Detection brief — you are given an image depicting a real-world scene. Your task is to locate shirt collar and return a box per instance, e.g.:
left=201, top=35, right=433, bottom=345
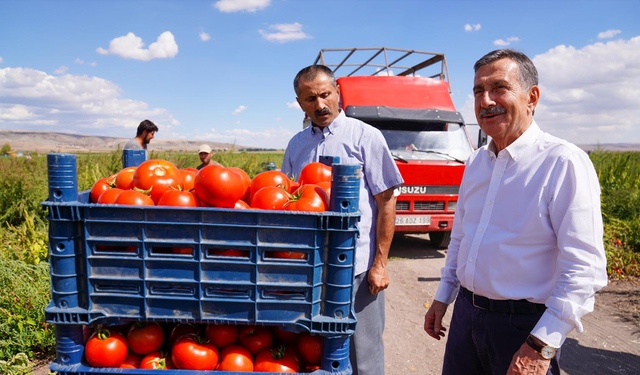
left=488, top=120, right=542, bottom=161
left=310, top=110, right=345, bottom=136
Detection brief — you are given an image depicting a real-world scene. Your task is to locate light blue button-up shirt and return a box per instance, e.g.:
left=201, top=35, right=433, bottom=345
left=282, top=111, right=404, bottom=275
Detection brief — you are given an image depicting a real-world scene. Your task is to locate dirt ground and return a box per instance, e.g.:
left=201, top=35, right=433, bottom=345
left=384, top=234, right=640, bottom=375
left=34, top=233, right=639, bottom=375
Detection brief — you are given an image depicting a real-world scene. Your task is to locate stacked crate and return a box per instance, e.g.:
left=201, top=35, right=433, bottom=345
left=44, top=153, right=361, bottom=375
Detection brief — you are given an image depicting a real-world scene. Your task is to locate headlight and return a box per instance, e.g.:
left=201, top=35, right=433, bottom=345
left=448, top=201, right=457, bottom=212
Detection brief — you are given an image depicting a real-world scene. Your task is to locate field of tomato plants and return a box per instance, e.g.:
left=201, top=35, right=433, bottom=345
left=0, top=149, right=638, bottom=371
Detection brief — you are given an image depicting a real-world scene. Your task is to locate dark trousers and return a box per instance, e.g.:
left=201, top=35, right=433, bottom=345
left=443, top=290, right=561, bottom=375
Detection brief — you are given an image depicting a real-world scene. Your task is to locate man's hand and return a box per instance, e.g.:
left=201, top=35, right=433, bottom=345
left=506, top=342, right=551, bottom=375
left=368, top=262, right=389, bottom=295
left=424, top=300, right=448, bottom=340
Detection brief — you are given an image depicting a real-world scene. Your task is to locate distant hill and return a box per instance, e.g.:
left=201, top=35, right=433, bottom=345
left=577, top=143, right=640, bottom=152
left=0, top=130, right=259, bottom=153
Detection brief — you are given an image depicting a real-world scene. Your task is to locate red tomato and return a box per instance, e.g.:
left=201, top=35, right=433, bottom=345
left=157, top=190, right=199, bottom=207
left=250, top=170, right=291, bottom=199
left=107, top=173, right=118, bottom=185
left=251, top=186, right=289, bottom=210
left=194, top=165, right=245, bottom=208
left=317, top=181, right=331, bottom=200
left=234, top=200, right=250, bottom=209
left=205, top=324, right=238, bottom=348
left=284, top=184, right=329, bottom=212
left=139, top=351, right=175, bottom=370
left=133, top=160, right=184, bottom=204
left=119, top=352, right=142, bottom=369
left=115, top=190, right=155, bottom=206
left=297, top=332, right=322, bottom=366
left=171, top=334, right=219, bottom=370
left=267, top=250, right=307, bottom=260
left=127, top=322, right=165, bottom=355
left=180, top=169, right=197, bottom=191
left=272, top=326, right=299, bottom=344
left=228, top=167, right=252, bottom=202
left=172, top=247, right=193, bottom=254
left=97, top=188, right=124, bottom=204
left=254, top=346, right=299, bottom=373
left=169, top=324, right=200, bottom=346
left=238, top=326, right=273, bottom=355
left=298, top=162, right=331, bottom=185
left=210, top=249, right=249, bottom=257
left=84, top=329, right=128, bottom=368
left=115, top=167, right=137, bottom=190
left=217, top=344, right=254, bottom=372
left=90, top=178, right=113, bottom=203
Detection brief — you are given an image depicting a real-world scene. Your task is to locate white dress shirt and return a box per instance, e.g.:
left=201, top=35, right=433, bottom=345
left=434, top=120, right=607, bottom=348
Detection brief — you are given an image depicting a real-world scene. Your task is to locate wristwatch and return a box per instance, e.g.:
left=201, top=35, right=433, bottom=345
left=526, top=334, right=556, bottom=360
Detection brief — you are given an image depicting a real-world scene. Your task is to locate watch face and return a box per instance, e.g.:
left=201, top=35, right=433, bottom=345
left=541, top=346, right=556, bottom=359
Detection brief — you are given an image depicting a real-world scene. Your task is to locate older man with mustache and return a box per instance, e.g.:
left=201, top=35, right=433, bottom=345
left=423, top=49, right=607, bottom=375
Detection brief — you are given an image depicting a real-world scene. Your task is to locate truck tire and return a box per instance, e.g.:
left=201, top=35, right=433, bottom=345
left=429, top=231, right=451, bottom=249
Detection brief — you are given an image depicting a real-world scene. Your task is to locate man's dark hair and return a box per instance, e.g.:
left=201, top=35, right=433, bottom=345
left=474, top=49, right=539, bottom=90
left=136, top=119, right=158, bottom=137
left=293, top=65, right=337, bottom=96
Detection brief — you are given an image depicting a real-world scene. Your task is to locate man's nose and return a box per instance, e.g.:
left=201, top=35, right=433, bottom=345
left=478, top=91, right=495, bottom=107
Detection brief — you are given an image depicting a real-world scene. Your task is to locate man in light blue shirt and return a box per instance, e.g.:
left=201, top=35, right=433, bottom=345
left=282, top=65, right=403, bottom=375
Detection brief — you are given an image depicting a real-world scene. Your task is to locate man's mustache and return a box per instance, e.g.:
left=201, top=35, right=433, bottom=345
left=479, top=106, right=506, bottom=118
left=315, top=108, right=332, bottom=117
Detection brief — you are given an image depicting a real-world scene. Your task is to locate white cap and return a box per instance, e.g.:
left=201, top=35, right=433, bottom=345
left=198, top=144, right=212, bottom=153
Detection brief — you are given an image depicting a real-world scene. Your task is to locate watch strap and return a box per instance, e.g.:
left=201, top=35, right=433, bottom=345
left=526, top=334, right=556, bottom=359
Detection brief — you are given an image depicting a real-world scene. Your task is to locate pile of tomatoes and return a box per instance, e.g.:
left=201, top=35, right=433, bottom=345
left=84, top=322, right=323, bottom=372
left=90, top=160, right=332, bottom=212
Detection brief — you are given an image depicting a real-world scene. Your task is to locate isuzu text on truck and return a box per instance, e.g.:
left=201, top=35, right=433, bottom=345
left=304, top=48, right=477, bottom=248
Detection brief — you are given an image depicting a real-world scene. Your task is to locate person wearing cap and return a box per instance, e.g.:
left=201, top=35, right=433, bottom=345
left=196, top=144, right=222, bottom=170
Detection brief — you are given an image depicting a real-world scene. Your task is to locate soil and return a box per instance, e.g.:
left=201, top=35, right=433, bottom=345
left=33, top=233, right=640, bottom=375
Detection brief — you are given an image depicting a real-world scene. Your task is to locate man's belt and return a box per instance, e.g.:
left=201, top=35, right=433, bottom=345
left=460, top=287, right=546, bottom=314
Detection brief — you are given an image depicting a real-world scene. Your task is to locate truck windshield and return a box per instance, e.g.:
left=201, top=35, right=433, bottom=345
left=373, top=122, right=474, bottom=162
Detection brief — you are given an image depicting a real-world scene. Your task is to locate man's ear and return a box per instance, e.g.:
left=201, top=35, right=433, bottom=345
left=528, top=86, right=540, bottom=116
left=296, top=97, right=303, bottom=111
left=336, top=84, right=341, bottom=96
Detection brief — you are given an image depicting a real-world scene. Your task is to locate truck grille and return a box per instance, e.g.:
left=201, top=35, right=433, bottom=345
left=414, top=201, right=445, bottom=211
left=396, top=201, right=410, bottom=211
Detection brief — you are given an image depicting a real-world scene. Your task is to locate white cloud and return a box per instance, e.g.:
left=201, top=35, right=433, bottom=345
left=199, top=32, right=211, bottom=42
left=259, top=23, right=312, bottom=43
left=214, top=0, right=271, bottom=13
left=287, top=101, right=300, bottom=109
left=232, top=105, right=247, bottom=115
left=375, top=69, right=395, bottom=76
left=96, top=31, right=178, bottom=61
left=0, top=56, right=3, bottom=64
left=0, top=66, right=179, bottom=137
left=493, top=37, right=520, bottom=46
left=598, top=29, right=621, bottom=39
left=89, top=62, right=97, bottom=67
left=53, top=66, right=69, bottom=74
left=464, top=23, right=481, bottom=32
left=75, top=58, right=85, bottom=65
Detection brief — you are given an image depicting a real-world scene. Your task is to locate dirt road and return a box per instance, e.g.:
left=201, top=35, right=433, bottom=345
left=384, top=234, right=640, bottom=375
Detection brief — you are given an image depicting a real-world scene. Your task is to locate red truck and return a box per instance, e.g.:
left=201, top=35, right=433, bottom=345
left=305, top=48, right=477, bottom=248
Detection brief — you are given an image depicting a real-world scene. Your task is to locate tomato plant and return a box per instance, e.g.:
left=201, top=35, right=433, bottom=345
left=205, top=323, right=238, bottom=348
left=298, top=162, right=332, bottom=185
left=115, top=190, right=155, bottom=206
left=251, top=170, right=291, bottom=199
left=169, top=323, right=200, bottom=346
left=238, top=326, right=273, bottom=355
left=157, top=190, right=199, bottom=207
left=284, top=184, right=329, bottom=212
left=115, top=167, right=137, bottom=190
left=127, top=322, right=165, bottom=355
left=297, top=332, right=322, bottom=366
left=90, top=178, right=113, bottom=203
left=254, top=345, right=299, bottom=373
left=119, top=352, right=142, bottom=369
left=97, top=188, right=124, bottom=204
left=180, top=169, right=197, bottom=191
left=84, top=328, right=128, bottom=368
left=250, top=186, right=289, bottom=210
left=216, top=344, right=254, bottom=372
left=139, top=351, right=175, bottom=370
left=228, top=167, right=252, bottom=202
left=194, top=165, right=245, bottom=208
left=133, top=159, right=184, bottom=204
left=171, top=334, right=219, bottom=370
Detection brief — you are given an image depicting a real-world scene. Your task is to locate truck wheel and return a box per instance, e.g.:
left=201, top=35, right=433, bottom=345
left=429, top=231, right=451, bottom=249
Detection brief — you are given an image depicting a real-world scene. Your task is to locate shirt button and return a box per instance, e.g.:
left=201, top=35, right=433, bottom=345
left=478, top=228, right=483, bottom=233
left=495, top=171, right=501, bottom=176
left=469, top=257, right=474, bottom=262
left=486, top=201, right=492, bottom=205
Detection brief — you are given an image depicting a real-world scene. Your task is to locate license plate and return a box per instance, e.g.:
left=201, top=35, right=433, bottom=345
left=395, top=215, right=431, bottom=226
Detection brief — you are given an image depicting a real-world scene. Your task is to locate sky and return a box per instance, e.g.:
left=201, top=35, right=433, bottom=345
left=1, top=0, right=640, bottom=149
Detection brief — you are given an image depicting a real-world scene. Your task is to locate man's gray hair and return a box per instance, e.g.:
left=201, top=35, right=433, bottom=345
left=293, top=65, right=337, bottom=96
left=474, top=49, right=538, bottom=90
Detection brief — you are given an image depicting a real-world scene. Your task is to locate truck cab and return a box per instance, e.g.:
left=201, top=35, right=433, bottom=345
left=306, top=48, right=475, bottom=248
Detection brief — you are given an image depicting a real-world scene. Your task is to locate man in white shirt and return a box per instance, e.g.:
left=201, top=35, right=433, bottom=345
left=423, top=49, right=607, bottom=375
